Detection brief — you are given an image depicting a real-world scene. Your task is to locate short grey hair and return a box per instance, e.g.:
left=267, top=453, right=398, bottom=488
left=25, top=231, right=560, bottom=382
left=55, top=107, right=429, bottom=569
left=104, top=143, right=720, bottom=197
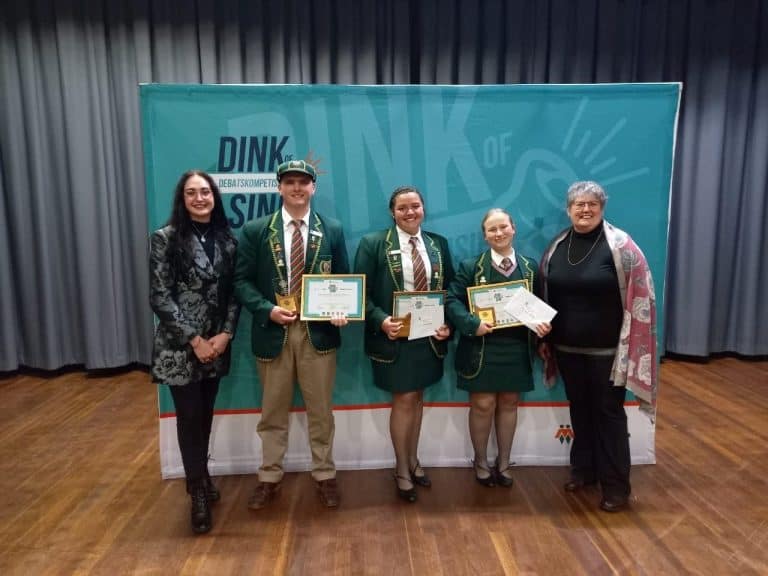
left=566, top=181, right=608, bottom=208
left=480, top=207, right=515, bottom=234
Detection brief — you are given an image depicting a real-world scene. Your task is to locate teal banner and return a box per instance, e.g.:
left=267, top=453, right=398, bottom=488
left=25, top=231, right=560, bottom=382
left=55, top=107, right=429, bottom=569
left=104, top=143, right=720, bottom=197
left=141, top=84, right=680, bottom=414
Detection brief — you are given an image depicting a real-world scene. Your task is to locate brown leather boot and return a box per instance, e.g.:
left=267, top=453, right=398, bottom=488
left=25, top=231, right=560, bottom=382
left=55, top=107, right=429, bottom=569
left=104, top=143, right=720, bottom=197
left=247, top=481, right=281, bottom=510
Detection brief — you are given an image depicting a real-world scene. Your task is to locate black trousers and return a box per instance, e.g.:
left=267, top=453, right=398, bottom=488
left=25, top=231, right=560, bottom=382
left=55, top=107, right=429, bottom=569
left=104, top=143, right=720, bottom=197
left=556, top=351, right=631, bottom=498
left=168, top=377, right=220, bottom=485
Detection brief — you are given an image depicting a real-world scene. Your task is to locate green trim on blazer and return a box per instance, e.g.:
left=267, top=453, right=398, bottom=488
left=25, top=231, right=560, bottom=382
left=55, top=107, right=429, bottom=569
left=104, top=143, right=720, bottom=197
left=446, top=251, right=539, bottom=380
left=234, top=209, right=350, bottom=360
left=354, top=227, right=455, bottom=364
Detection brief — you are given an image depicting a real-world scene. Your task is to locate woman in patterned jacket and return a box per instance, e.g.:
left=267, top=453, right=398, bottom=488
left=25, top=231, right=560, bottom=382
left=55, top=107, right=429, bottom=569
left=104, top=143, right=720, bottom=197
left=149, top=170, right=240, bottom=534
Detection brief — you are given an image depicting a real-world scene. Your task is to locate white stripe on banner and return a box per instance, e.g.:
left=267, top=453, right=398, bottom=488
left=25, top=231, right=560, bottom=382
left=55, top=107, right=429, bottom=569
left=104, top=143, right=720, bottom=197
left=159, top=406, right=655, bottom=479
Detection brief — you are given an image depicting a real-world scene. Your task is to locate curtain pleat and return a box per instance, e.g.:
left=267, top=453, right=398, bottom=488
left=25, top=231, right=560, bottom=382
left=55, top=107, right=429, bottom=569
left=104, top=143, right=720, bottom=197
left=0, top=0, right=766, bottom=370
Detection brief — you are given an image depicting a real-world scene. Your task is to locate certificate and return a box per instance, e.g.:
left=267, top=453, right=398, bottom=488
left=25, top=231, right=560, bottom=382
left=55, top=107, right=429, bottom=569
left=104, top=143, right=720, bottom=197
left=466, top=280, right=530, bottom=328
left=299, top=274, right=366, bottom=321
left=503, top=288, right=557, bottom=332
left=392, top=291, right=446, bottom=340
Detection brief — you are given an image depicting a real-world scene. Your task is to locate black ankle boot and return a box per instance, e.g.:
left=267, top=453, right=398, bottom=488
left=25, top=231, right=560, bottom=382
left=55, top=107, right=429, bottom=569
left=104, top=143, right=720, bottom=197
left=204, top=473, right=220, bottom=503
left=189, top=482, right=212, bottom=534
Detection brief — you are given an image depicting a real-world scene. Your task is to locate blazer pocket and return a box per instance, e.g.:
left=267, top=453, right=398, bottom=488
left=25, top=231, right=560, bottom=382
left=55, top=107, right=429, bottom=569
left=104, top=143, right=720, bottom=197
left=365, top=333, right=397, bottom=362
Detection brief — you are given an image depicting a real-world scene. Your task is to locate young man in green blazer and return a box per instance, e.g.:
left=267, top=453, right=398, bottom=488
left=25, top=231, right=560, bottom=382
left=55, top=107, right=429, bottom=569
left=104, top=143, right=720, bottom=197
left=234, top=160, right=349, bottom=510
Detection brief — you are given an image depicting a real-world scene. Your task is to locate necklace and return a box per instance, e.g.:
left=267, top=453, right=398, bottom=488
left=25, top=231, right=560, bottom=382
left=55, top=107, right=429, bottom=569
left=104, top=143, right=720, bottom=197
left=191, top=222, right=210, bottom=243
left=567, top=228, right=603, bottom=266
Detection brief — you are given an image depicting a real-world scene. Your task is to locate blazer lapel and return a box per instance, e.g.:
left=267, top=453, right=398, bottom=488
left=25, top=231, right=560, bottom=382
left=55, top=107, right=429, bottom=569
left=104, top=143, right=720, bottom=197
left=211, top=233, right=223, bottom=274
left=423, top=233, right=444, bottom=290
left=384, top=228, right=404, bottom=292
left=212, top=232, right=236, bottom=277
left=190, top=235, right=214, bottom=278
left=474, top=251, right=490, bottom=285
left=267, top=211, right=288, bottom=293
left=306, top=212, right=324, bottom=273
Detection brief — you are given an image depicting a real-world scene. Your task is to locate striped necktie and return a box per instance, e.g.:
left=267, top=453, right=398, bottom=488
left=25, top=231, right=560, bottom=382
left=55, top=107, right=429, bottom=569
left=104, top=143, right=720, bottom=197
left=500, top=257, right=513, bottom=271
left=409, top=236, right=428, bottom=291
left=289, top=219, right=304, bottom=295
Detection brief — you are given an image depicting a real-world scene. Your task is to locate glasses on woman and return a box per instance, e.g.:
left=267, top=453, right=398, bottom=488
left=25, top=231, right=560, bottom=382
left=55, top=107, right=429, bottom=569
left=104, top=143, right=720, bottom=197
left=184, top=187, right=213, bottom=199
left=572, top=201, right=600, bottom=210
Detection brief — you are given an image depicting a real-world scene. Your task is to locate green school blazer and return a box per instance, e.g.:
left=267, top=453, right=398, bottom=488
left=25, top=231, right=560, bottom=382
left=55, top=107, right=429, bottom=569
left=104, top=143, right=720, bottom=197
left=445, top=251, right=539, bottom=379
left=354, top=227, right=455, bottom=363
left=234, top=210, right=350, bottom=360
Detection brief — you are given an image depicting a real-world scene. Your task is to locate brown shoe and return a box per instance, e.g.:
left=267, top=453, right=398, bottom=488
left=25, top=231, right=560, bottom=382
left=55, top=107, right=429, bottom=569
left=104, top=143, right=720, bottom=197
left=316, top=478, right=340, bottom=508
left=247, top=481, right=281, bottom=510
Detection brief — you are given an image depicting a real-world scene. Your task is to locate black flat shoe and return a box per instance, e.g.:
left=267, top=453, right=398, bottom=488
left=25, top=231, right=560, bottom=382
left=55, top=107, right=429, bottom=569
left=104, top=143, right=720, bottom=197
left=600, top=496, right=629, bottom=512
left=394, top=474, right=417, bottom=503
left=410, top=460, right=432, bottom=488
left=564, top=476, right=596, bottom=492
left=494, top=462, right=514, bottom=488
left=473, top=460, right=496, bottom=487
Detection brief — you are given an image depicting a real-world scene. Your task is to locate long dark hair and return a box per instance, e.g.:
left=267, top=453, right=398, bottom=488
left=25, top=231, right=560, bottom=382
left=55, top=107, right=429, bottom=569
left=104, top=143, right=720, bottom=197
left=166, top=170, right=231, bottom=272
left=167, top=170, right=228, bottom=234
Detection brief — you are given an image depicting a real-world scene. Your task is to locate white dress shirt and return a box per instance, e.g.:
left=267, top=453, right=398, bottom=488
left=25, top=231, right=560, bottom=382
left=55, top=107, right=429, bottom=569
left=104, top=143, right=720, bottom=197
left=396, top=226, right=430, bottom=291
left=490, top=248, right=517, bottom=274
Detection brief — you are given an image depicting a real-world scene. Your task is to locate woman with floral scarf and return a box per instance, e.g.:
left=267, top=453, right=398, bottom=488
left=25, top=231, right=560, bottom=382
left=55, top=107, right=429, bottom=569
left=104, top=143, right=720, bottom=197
left=538, top=181, right=657, bottom=513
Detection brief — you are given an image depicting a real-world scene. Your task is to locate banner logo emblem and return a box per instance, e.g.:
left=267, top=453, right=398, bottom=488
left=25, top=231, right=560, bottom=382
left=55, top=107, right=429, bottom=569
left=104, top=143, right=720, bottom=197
left=554, top=424, right=574, bottom=444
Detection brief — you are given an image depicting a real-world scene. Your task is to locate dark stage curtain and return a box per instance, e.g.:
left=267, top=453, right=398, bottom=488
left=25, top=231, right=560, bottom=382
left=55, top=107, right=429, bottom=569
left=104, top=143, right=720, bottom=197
left=1, top=0, right=766, bottom=370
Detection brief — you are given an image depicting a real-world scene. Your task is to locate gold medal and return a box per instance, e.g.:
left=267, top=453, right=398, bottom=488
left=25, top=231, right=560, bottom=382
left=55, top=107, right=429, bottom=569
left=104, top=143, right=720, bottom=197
left=276, top=293, right=298, bottom=313
left=476, top=307, right=496, bottom=327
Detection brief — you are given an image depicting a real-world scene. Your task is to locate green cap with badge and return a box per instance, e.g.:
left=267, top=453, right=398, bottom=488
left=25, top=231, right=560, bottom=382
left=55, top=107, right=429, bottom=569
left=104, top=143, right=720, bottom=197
left=276, top=159, right=317, bottom=182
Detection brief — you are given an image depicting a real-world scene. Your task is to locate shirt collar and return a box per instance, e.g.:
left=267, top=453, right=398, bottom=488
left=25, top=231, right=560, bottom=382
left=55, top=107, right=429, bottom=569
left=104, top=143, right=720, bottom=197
left=396, top=225, right=423, bottom=247
left=490, top=248, right=515, bottom=266
left=282, top=206, right=310, bottom=229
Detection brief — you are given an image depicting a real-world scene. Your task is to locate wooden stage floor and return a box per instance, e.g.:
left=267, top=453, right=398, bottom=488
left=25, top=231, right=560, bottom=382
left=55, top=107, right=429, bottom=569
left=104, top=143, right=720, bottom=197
left=1, top=357, right=766, bottom=575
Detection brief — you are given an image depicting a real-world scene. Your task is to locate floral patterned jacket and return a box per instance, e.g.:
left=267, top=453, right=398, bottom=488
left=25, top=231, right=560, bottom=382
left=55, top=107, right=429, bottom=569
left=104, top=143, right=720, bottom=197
left=149, top=225, right=240, bottom=385
left=540, top=220, right=658, bottom=416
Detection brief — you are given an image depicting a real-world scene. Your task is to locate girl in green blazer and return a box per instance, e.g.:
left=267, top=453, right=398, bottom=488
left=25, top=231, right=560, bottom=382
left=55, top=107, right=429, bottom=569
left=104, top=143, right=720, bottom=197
left=354, top=186, right=455, bottom=502
left=446, top=209, right=550, bottom=487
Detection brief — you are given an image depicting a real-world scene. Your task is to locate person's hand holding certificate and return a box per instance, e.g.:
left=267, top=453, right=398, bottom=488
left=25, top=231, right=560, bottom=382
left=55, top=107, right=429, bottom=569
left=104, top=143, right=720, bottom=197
left=503, top=288, right=557, bottom=332
left=300, top=274, right=366, bottom=321
left=467, top=280, right=529, bottom=328
left=392, top=291, right=446, bottom=340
